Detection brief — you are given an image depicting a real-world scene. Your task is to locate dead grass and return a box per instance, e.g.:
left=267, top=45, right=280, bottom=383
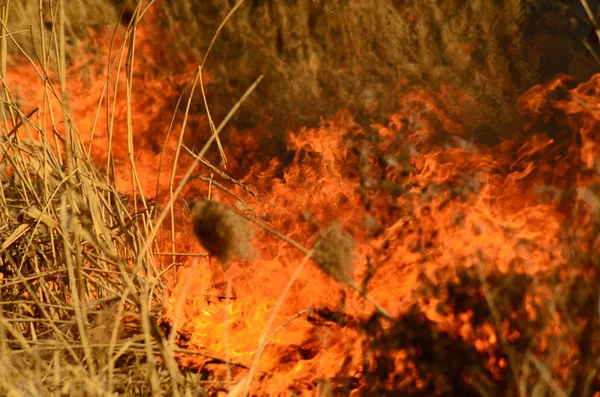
left=0, top=78, right=181, bottom=395
left=1, top=0, right=599, bottom=396
left=0, top=1, right=184, bottom=395
left=1, top=0, right=123, bottom=61
left=0, top=104, right=173, bottom=394
left=0, top=0, right=268, bottom=394
left=159, top=0, right=599, bottom=142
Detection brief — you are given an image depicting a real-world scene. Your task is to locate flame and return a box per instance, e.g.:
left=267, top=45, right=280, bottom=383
left=6, top=7, right=600, bottom=395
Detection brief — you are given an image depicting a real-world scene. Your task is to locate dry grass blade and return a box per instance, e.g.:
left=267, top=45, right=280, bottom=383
left=0, top=117, right=166, bottom=393
left=242, top=249, right=315, bottom=397
left=0, top=112, right=170, bottom=393
left=22, top=206, right=59, bottom=229
left=1, top=223, right=29, bottom=251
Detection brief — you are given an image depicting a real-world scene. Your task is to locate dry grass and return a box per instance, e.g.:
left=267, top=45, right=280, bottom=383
left=0, top=0, right=599, bottom=395
left=158, top=0, right=599, bottom=142
left=1, top=0, right=124, bottom=60
left=0, top=1, right=184, bottom=395
left=0, top=100, right=175, bottom=394
left=0, top=0, right=267, bottom=394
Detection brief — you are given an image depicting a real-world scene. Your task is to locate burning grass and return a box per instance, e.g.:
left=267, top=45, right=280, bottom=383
left=0, top=1, right=187, bottom=395
left=2, top=0, right=600, bottom=396
left=0, top=98, right=180, bottom=394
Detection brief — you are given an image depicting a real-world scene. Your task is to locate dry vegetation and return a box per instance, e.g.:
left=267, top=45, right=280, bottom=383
left=0, top=99, right=181, bottom=394
left=0, top=0, right=600, bottom=396
left=2, top=0, right=123, bottom=60
left=5, top=1, right=600, bottom=138
left=0, top=1, right=185, bottom=395
left=159, top=0, right=599, bottom=139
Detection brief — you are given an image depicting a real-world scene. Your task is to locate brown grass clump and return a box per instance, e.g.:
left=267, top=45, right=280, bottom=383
left=191, top=199, right=253, bottom=265
left=0, top=3, right=182, bottom=390
left=312, top=224, right=356, bottom=284
left=0, top=110, right=183, bottom=393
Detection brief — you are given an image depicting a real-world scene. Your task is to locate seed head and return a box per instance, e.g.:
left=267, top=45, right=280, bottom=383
left=312, top=224, right=356, bottom=284
left=191, top=199, right=253, bottom=266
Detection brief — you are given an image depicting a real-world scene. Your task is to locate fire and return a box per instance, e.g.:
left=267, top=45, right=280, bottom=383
left=5, top=3, right=600, bottom=396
